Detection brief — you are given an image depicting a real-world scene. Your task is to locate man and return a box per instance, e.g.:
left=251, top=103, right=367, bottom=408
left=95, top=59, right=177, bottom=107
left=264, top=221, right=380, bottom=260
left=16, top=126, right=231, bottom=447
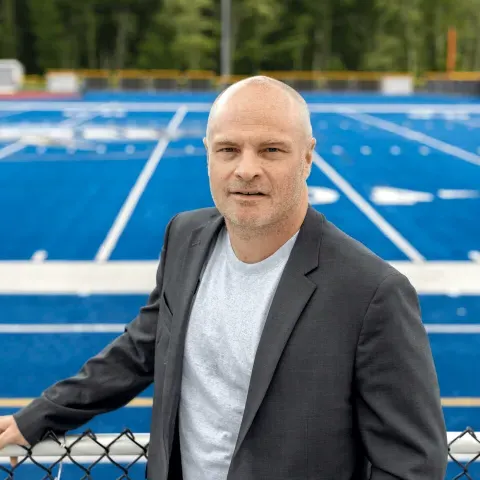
left=0, top=76, right=447, bottom=479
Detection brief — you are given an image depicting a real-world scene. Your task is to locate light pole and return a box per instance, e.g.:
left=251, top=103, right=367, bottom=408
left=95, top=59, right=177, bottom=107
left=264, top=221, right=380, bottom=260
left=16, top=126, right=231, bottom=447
left=220, top=0, right=232, bottom=80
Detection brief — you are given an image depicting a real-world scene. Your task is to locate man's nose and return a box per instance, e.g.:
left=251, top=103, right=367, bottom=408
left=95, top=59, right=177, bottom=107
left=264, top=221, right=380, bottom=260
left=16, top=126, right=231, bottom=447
left=234, top=151, right=261, bottom=181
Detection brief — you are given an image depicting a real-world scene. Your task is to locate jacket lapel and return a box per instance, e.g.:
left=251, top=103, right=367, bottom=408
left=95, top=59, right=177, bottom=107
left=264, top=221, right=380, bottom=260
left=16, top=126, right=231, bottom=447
left=232, top=206, right=324, bottom=458
left=162, top=211, right=225, bottom=448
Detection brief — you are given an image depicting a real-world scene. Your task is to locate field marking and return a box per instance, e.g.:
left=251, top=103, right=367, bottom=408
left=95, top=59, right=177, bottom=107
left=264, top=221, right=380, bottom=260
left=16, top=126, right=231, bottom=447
left=0, top=111, right=28, bottom=120
left=0, top=141, right=26, bottom=159
left=1, top=260, right=479, bottom=294
left=0, top=397, right=152, bottom=408
left=0, top=323, right=478, bottom=334
left=427, top=325, right=480, bottom=334
left=343, top=112, right=480, bottom=167
left=1, top=397, right=479, bottom=409
left=312, top=152, right=425, bottom=263
left=0, top=324, right=126, bottom=333
left=451, top=117, right=480, bottom=129
left=0, top=101, right=480, bottom=113
left=0, top=107, right=108, bottom=161
left=94, top=106, right=188, bottom=262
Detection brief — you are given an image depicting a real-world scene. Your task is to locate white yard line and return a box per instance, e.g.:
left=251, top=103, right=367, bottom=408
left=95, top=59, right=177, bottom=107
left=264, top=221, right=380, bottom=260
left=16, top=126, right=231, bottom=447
left=343, top=112, right=480, bottom=167
left=312, top=152, right=425, bottom=263
left=94, top=106, right=188, bottom=262
left=0, top=140, right=27, bottom=159
left=0, top=111, right=28, bottom=120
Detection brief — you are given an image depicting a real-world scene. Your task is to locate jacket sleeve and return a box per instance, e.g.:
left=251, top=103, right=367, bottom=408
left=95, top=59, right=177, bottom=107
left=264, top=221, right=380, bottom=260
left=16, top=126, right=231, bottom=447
left=354, top=272, right=448, bottom=480
left=13, top=215, right=178, bottom=447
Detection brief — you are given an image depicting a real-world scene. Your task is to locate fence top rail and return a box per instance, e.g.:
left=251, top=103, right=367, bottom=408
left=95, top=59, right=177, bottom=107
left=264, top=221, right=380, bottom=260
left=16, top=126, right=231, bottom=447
left=41, top=68, right=480, bottom=82
left=0, top=430, right=479, bottom=458
left=0, top=432, right=150, bottom=457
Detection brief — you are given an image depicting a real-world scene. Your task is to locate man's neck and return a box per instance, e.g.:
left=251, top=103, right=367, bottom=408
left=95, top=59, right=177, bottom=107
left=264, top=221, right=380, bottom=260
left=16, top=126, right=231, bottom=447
left=226, top=206, right=307, bottom=264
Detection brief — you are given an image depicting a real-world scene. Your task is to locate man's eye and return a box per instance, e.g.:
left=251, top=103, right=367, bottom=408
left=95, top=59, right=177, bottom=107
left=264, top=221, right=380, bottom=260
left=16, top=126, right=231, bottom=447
left=266, top=147, right=280, bottom=153
left=220, top=148, right=236, bottom=152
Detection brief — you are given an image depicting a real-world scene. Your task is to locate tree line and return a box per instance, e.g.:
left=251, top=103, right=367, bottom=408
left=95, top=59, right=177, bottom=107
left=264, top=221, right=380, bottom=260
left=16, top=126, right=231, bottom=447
left=1, top=0, right=479, bottom=75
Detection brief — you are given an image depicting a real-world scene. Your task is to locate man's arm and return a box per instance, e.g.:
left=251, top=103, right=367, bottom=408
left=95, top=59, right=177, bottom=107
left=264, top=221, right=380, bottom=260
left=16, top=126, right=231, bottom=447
left=10, top=215, right=178, bottom=447
left=354, top=272, right=448, bottom=480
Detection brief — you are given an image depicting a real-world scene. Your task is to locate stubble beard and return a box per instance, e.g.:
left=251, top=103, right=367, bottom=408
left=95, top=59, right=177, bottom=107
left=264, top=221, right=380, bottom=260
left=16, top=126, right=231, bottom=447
left=225, top=188, right=304, bottom=241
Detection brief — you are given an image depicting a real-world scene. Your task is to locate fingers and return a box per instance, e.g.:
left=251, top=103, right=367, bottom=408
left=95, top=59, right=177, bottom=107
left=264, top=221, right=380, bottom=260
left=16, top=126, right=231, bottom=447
left=0, top=430, right=8, bottom=450
left=0, top=429, right=24, bottom=470
left=0, top=415, right=10, bottom=432
left=0, top=417, right=27, bottom=470
left=0, top=426, right=27, bottom=451
left=0, top=428, right=14, bottom=451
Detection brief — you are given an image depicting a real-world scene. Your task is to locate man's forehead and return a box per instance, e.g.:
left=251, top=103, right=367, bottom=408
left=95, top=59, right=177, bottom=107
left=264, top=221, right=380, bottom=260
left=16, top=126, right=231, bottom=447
left=206, top=77, right=312, bottom=141
left=208, top=99, right=299, bottom=135
left=213, top=86, right=296, bottom=116
left=208, top=116, right=298, bottom=143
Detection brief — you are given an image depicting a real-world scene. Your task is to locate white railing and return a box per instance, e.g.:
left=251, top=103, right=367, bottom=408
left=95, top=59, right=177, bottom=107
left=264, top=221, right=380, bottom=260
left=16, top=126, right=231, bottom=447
left=0, top=429, right=479, bottom=476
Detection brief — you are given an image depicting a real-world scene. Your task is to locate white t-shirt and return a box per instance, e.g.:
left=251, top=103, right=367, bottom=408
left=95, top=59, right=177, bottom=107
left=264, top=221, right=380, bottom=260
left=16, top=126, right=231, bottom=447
left=179, top=226, right=298, bottom=480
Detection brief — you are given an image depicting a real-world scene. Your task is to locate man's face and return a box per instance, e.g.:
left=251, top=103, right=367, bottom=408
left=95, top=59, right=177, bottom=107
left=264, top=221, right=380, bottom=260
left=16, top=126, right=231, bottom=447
left=205, top=86, right=314, bottom=232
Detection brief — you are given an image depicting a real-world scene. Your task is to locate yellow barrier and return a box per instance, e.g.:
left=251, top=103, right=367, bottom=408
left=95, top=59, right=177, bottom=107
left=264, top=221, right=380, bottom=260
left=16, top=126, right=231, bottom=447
left=33, top=69, right=480, bottom=93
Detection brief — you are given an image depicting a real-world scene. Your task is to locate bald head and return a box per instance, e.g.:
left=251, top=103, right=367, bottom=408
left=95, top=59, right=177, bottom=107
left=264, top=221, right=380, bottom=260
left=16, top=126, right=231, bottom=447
left=205, top=76, right=312, bottom=144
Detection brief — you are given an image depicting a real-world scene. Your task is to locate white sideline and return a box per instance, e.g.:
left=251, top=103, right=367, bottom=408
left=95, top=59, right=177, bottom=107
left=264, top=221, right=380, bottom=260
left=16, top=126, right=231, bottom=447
left=0, top=324, right=127, bottom=333
left=94, top=106, right=188, bottom=262
left=0, top=261, right=479, bottom=294
left=343, top=112, right=480, bottom=167
left=312, top=152, right=425, bottom=263
left=0, top=323, right=478, bottom=334
left=426, top=324, right=480, bottom=334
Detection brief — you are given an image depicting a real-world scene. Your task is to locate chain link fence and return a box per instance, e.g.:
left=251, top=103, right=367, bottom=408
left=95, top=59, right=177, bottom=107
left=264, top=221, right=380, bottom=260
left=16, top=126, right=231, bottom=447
left=1, top=427, right=479, bottom=479
left=447, top=427, right=480, bottom=479
left=0, top=429, right=148, bottom=480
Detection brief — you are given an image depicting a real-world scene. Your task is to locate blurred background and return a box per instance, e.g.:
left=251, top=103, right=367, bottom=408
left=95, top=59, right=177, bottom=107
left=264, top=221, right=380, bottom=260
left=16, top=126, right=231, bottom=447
left=0, top=0, right=479, bottom=478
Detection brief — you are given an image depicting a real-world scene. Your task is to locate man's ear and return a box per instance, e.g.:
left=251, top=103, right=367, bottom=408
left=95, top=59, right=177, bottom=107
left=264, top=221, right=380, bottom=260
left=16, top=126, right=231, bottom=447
left=304, top=137, right=316, bottom=179
left=204, top=137, right=210, bottom=167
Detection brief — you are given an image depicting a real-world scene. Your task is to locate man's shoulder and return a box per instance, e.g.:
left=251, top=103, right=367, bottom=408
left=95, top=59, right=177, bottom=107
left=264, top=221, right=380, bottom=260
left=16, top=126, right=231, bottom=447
left=172, top=207, right=220, bottom=230
left=320, top=215, right=403, bottom=286
left=166, top=207, right=221, bottom=244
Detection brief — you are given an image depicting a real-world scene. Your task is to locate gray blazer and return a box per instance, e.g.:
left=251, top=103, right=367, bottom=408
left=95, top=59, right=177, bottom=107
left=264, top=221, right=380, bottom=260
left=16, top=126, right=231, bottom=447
left=14, top=206, right=448, bottom=479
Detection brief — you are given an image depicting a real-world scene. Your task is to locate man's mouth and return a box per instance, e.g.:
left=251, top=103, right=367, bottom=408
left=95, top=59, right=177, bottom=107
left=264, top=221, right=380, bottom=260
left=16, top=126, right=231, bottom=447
left=231, top=191, right=265, bottom=196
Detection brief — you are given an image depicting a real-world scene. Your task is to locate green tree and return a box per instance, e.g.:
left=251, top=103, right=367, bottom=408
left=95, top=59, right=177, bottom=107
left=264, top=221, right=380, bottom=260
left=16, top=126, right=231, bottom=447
left=231, top=0, right=285, bottom=73
left=136, top=3, right=176, bottom=69
left=361, top=0, right=423, bottom=72
left=0, top=0, right=17, bottom=58
left=28, top=0, right=67, bottom=71
left=6, top=0, right=479, bottom=75
left=170, top=0, right=217, bottom=70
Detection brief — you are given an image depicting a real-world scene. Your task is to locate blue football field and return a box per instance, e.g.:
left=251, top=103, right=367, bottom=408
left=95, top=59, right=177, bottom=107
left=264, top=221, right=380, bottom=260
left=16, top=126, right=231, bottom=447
left=0, top=91, right=479, bottom=478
